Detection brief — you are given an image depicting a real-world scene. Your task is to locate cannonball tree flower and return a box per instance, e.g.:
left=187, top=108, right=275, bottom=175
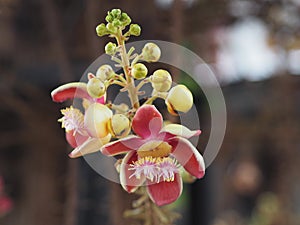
left=100, top=105, right=205, bottom=206
left=51, top=82, right=111, bottom=158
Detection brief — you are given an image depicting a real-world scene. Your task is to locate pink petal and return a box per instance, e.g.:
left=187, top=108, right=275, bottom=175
left=51, top=82, right=105, bottom=103
left=168, top=137, right=205, bottom=179
left=160, top=124, right=201, bottom=139
left=132, top=105, right=163, bottom=139
left=100, top=135, right=144, bottom=156
left=65, top=130, right=88, bottom=148
left=120, top=151, right=145, bottom=193
left=0, top=196, right=13, bottom=214
left=147, top=173, right=183, bottom=206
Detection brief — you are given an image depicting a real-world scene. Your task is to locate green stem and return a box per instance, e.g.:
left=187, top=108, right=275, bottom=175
left=116, top=30, right=140, bottom=110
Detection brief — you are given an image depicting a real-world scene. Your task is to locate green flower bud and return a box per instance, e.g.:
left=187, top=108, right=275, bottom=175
left=131, top=63, right=148, bottom=80
left=111, top=9, right=121, bottom=19
left=108, top=114, right=131, bottom=138
left=141, top=43, right=161, bottom=62
left=129, top=24, right=141, bottom=36
left=105, top=42, right=117, bottom=55
left=112, top=19, right=121, bottom=27
left=96, top=23, right=108, bottom=36
left=120, top=12, right=131, bottom=26
left=87, top=78, right=106, bottom=98
left=105, top=14, right=113, bottom=23
left=151, top=69, right=172, bottom=92
left=96, top=64, right=114, bottom=81
left=165, top=85, right=193, bottom=115
left=106, top=23, right=117, bottom=34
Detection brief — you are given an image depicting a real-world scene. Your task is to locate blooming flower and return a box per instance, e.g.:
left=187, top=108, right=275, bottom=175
left=100, top=105, right=205, bottom=206
left=51, top=82, right=111, bottom=158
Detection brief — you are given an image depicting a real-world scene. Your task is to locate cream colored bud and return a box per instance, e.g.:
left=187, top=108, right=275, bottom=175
left=165, top=85, right=193, bottom=115
left=84, top=103, right=112, bottom=138
left=151, top=69, right=172, bottom=92
left=96, top=65, right=114, bottom=81
left=87, top=78, right=106, bottom=98
left=141, top=43, right=161, bottom=62
left=132, top=63, right=148, bottom=80
left=108, top=114, right=131, bottom=138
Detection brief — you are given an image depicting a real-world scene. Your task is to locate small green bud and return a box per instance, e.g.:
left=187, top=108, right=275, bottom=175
left=142, top=43, right=161, bottom=62
left=151, top=69, right=172, bottom=92
left=96, top=65, right=114, bottom=81
left=132, top=63, right=148, bottom=80
left=112, top=19, right=121, bottom=27
left=87, top=78, right=106, bottom=98
left=106, top=23, right=117, bottom=34
left=96, top=23, right=108, bottom=36
left=111, top=9, right=121, bottom=19
left=120, top=12, right=131, bottom=26
left=105, top=14, right=113, bottom=23
left=105, top=42, right=117, bottom=55
left=129, top=24, right=141, bottom=36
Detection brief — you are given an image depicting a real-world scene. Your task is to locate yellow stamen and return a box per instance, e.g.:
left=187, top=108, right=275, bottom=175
left=137, top=141, right=172, bottom=158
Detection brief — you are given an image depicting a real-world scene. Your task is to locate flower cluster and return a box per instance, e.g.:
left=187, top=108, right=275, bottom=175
left=51, top=9, right=205, bottom=207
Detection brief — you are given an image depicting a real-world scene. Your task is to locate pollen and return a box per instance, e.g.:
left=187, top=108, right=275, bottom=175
left=58, top=106, right=86, bottom=135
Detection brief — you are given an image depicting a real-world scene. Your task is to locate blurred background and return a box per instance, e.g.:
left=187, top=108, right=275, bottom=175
left=0, top=0, right=300, bottom=225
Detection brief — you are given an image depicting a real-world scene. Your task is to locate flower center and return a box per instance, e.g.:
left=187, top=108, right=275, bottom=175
left=137, top=141, right=172, bottom=158
left=58, top=106, right=86, bottom=135
left=129, top=156, right=179, bottom=183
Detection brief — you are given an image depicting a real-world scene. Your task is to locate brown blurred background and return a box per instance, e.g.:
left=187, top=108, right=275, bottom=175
left=0, top=0, right=300, bottom=225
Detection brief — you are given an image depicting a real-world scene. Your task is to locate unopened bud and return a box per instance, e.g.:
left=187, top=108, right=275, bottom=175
left=105, top=42, right=117, bottom=55
left=111, top=9, right=121, bottom=19
left=132, top=63, right=148, bottom=80
left=87, top=78, right=106, bottom=98
left=141, top=43, right=161, bottom=62
left=108, top=114, right=131, bottom=138
left=120, top=12, right=131, bottom=26
left=96, top=65, right=114, bottom=81
left=165, top=85, right=193, bottom=115
left=106, top=23, right=117, bottom=34
left=96, top=23, right=108, bottom=36
left=129, top=24, right=141, bottom=36
left=151, top=69, right=172, bottom=92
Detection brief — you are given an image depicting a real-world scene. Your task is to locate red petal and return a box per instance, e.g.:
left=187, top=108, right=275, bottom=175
left=65, top=131, right=88, bottom=148
left=51, top=82, right=92, bottom=102
left=168, top=137, right=205, bottom=179
left=147, top=173, right=182, bottom=206
left=120, top=151, right=145, bottom=193
left=132, top=105, right=163, bottom=139
left=100, top=136, right=144, bottom=156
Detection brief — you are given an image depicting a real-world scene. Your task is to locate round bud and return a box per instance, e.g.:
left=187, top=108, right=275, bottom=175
left=141, top=43, right=161, bottom=62
left=165, top=85, right=193, bottom=115
left=84, top=103, right=112, bottom=138
left=131, top=63, right=148, bottom=80
left=87, top=78, right=106, bottom=98
left=111, top=9, right=121, bottom=19
left=120, top=12, right=131, bottom=26
left=106, top=23, right=117, bottom=34
left=96, top=65, right=114, bottom=81
left=96, top=23, right=108, bottom=36
left=105, top=14, right=113, bottom=23
left=129, top=24, right=141, bottom=36
left=108, top=114, right=131, bottom=138
left=112, top=19, right=121, bottom=27
left=105, top=42, right=117, bottom=55
left=151, top=69, right=172, bottom=92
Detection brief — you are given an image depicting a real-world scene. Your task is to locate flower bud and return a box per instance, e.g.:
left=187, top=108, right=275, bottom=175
left=105, top=14, right=113, bottom=23
left=87, top=78, right=106, bottom=98
left=108, top=114, right=131, bottom=138
left=96, top=65, right=114, bottom=81
left=105, top=42, right=117, bottom=55
left=151, top=69, right=172, bottom=92
left=84, top=103, right=112, bottom=138
left=111, top=9, right=121, bottom=19
left=165, top=85, right=193, bottom=115
left=120, top=12, right=131, bottom=26
left=106, top=23, right=117, bottom=34
left=131, top=63, right=148, bottom=80
left=141, top=43, right=161, bottom=62
left=96, top=23, right=108, bottom=36
left=112, top=19, right=121, bottom=27
left=129, top=24, right=141, bottom=36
